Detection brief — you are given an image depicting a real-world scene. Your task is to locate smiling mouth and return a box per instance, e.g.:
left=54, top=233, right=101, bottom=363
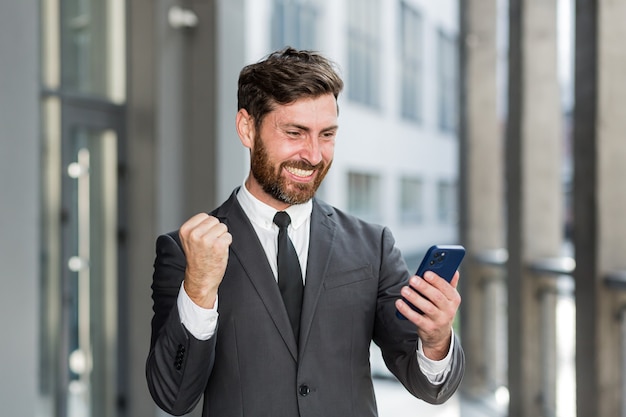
left=285, top=165, right=315, bottom=178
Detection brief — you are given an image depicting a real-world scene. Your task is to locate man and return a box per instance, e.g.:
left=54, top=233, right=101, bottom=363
left=146, top=47, right=465, bottom=417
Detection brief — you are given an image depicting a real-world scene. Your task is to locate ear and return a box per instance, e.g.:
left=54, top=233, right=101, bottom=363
left=236, top=108, right=255, bottom=150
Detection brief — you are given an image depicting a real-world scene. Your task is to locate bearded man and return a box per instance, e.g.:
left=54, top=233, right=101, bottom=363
left=146, top=47, right=465, bottom=417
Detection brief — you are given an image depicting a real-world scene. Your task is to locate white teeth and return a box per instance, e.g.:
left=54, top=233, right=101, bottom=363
left=285, top=166, right=314, bottom=177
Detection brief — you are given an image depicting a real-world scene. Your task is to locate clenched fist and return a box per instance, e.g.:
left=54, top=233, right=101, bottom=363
left=179, top=213, right=232, bottom=309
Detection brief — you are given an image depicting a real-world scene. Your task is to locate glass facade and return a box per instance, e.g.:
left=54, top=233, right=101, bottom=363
left=347, top=171, right=382, bottom=223
left=346, top=0, right=381, bottom=108
left=437, top=29, right=458, bottom=133
left=399, top=1, right=424, bottom=123
left=399, top=176, right=424, bottom=224
left=271, top=0, right=319, bottom=51
left=59, top=0, right=125, bottom=102
left=436, top=180, right=458, bottom=224
left=40, top=1, right=126, bottom=416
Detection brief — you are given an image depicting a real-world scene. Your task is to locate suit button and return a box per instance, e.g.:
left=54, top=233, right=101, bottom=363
left=298, top=385, right=310, bottom=396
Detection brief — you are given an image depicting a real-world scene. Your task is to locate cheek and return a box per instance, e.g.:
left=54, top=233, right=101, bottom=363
left=321, top=142, right=335, bottom=161
left=263, top=144, right=291, bottom=166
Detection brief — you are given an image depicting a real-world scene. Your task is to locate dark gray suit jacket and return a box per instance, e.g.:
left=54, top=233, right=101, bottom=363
left=146, top=189, right=464, bottom=417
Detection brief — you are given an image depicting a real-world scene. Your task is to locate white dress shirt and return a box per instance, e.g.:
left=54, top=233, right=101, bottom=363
left=177, top=181, right=453, bottom=384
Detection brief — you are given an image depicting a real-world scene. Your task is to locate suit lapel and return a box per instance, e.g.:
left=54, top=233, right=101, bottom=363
left=214, top=190, right=299, bottom=359
left=299, top=199, right=337, bottom=351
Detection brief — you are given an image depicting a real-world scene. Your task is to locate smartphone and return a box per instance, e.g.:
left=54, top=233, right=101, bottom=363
left=396, top=244, right=466, bottom=320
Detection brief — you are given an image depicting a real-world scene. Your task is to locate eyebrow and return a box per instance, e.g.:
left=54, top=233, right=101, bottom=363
left=282, top=123, right=339, bottom=133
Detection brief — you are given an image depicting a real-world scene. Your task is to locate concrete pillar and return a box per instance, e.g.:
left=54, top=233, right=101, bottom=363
left=573, top=0, right=626, bottom=415
left=506, top=0, right=563, bottom=416
left=459, top=0, right=505, bottom=397
left=0, top=1, right=40, bottom=415
left=126, top=1, right=159, bottom=416
left=184, top=0, right=220, bottom=217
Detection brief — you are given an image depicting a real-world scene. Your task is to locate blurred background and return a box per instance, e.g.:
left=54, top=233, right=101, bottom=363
left=2, top=0, right=625, bottom=416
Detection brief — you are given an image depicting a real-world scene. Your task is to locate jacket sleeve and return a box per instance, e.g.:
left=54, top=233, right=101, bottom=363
left=373, top=227, right=465, bottom=404
left=145, top=232, right=217, bottom=416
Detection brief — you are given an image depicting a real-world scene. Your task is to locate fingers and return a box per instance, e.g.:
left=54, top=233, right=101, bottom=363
left=180, top=214, right=232, bottom=263
left=181, top=213, right=223, bottom=239
left=395, top=297, right=424, bottom=322
left=179, top=214, right=232, bottom=308
left=180, top=212, right=213, bottom=232
left=180, top=214, right=231, bottom=252
left=397, top=271, right=461, bottom=326
left=449, top=270, right=460, bottom=288
left=405, top=271, right=460, bottom=310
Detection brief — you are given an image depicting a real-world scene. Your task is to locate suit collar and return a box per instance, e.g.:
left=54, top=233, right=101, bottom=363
left=298, top=198, right=337, bottom=352
left=214, top=190, right=338, bottom=359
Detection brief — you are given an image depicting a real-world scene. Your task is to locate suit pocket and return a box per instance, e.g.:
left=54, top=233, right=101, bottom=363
left=323, top=264, right=374, bottom=290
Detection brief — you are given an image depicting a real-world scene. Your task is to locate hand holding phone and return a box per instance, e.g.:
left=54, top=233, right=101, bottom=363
left=396, top=245, right=465, bottom=320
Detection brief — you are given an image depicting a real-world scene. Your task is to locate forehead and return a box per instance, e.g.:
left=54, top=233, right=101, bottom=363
left=265, top=94, right=338, bottom=129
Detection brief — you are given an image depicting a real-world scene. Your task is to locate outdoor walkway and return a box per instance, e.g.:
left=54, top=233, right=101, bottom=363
left=374, top=378, right=507, bottom=417
left=374, top=378, right=460, bottom=417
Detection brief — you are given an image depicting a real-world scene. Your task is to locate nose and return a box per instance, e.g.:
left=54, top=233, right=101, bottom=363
left=301, top=137, right=323, bottom=166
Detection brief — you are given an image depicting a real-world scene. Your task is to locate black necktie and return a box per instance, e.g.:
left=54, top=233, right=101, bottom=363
left=273, top=211, right=303, bottom=342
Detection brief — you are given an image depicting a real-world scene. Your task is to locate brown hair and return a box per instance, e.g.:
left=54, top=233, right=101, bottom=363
left=237, top=47, right=344, bottom=132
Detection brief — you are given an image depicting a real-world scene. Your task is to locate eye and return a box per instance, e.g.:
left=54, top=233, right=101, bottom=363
left=321, top=131, right=337, bottom=140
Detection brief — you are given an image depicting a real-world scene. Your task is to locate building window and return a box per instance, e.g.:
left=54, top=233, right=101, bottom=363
left=59, top=0, right=126, bottom=102
left=271, top=0, right=318, bottom=51
left=437, top=180, right=458, bottom=224
left=347, top=171, right=382, bottom=222
left=399, top=176, right=424, bottom=224
left=437, top=29, right=458, bottom=133
left=346, top=0, right=381, bottom=108
left=398, top=1, right=423, bottom=123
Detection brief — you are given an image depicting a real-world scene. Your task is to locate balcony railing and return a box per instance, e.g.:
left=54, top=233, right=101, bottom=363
left=474, top=250, right=577, bottom=417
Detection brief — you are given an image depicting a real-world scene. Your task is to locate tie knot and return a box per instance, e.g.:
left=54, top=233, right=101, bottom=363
left=273, top=211, right=291, bottom=229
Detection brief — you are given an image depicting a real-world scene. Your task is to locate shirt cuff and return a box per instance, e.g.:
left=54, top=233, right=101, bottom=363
left=177, top=281, right=219, bottom=340
left=416, top=329, right=455, bottom=385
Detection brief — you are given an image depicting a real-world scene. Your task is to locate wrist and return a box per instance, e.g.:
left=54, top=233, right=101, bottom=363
left=183, top=274, right=218, bottom=309
left=421, top=334, right=452, bottom=361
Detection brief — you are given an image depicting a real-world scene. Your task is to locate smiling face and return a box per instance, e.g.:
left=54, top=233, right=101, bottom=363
left=238, top=93, right=338, bottom=209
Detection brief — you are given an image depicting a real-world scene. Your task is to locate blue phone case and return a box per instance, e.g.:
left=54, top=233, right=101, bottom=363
left=396, top=245, right=465, bottom=319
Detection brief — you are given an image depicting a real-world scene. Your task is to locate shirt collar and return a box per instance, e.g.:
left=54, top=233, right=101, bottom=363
left=237, top=179, right=312, bottom=231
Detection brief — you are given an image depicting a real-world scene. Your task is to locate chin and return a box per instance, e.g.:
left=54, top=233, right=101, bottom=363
left=280, top=186, right=316, bottom=205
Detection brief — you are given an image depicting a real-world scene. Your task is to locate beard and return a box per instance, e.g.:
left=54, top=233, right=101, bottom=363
left=250, top=133, right=332, bottom=205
